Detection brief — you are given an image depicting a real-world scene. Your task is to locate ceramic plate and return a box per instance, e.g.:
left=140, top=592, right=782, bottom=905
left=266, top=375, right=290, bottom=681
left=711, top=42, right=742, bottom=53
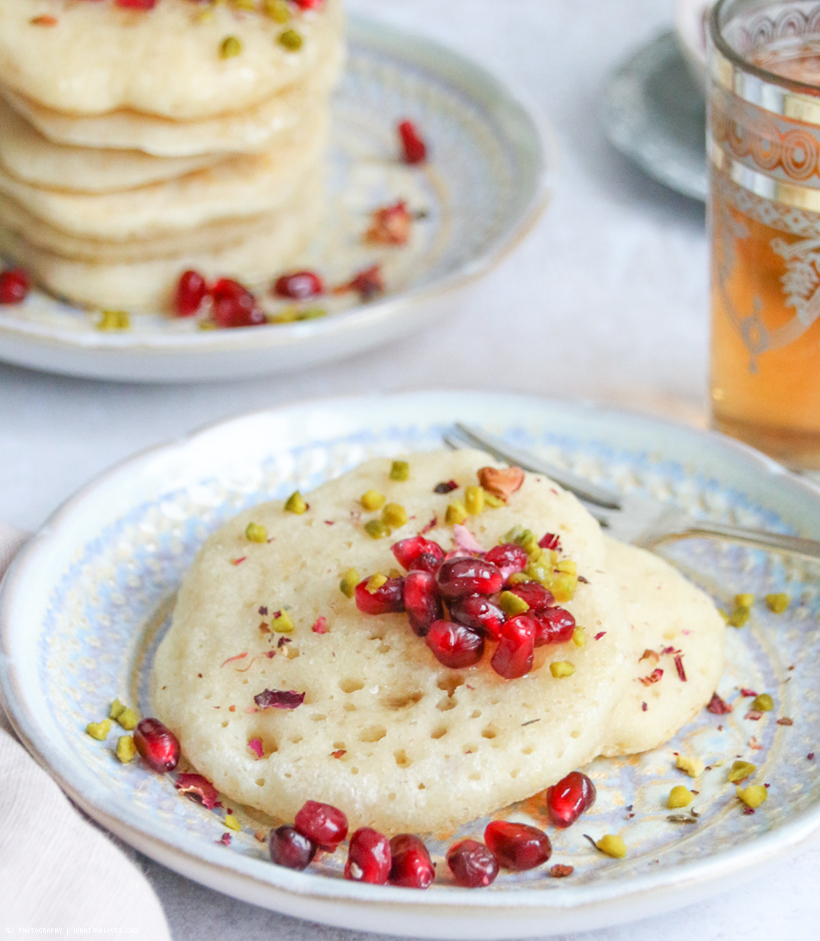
left=602, top=31, right=707, bottom=202
left=3, top=391, right=820, bottom=938
left=0, top=19, right=554, bottom=383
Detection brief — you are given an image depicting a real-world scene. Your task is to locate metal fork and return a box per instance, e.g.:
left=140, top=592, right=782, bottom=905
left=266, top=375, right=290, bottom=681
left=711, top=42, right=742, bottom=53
left=444, top=423, right=820, bottom=561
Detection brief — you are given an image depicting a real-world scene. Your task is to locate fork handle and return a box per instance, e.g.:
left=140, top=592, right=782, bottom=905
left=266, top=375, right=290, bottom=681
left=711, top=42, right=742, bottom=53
left=644, top=520, right=820, bottom=561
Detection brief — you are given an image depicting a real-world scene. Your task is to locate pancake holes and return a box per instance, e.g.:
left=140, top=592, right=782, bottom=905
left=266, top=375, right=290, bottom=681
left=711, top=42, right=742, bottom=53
left=570, top=730, right=581, bottom=739
left=285, top=773, right=292, bottom=779
left=388, top=793, right=397, bottom=801
left=437, top=675, right=464, bottom=697
left=394, top=749, right=411, bottom=768
left=256, top=778, right=265, bottom=787
left=221, top=721, right=229, bottom=728
left=510, top=769, right=520, bottom=779
left=310, top=714, right=327, bottom=722
left=333, top=741, right=346, bottom=750
left=490, top=699, right=500, bottom=707
left=481, top=726, right=498, bottom=739
left=242, top=679, right=249, bottom=685
left=343, top=702, right=357, bottom=712
left=359, top=726, right=387, bottom=743
left=436, top=696, right=457, bottom=712
left=383, top=690, right=423, bottom=710
left=469, top=773, right=481, bottom=781
left=470, top=710, right=482, bottom=719
left=462, top=744, right=478, bottom=755
left=290, top=735, right=303, bottom=744
left=286, top=647, right=300, bottom=660
left=522, top=746, right=533, bottom=755
left=377, top=643, right=391, bottom=654
left=204, top=693, right=212, bottom=701
left=418, top=783, right=426, bottom=790
left=351, top=767, right=359, bottom=775
left=340, top=678, right=365, bottom=693
left=430, top=725, right=448, bottom=740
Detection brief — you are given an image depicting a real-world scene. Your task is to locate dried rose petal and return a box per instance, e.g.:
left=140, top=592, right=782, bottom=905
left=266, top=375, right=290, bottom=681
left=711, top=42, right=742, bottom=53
left=248, top=738, right=264, bottom=759
left=254, top=689, right=306, bottom=710
left=639, top=668, right=663, bottom=686
left=175, top=774, right=220, bottom=810
left=707, top=693, right=732, bottom=715
left=365, top=201, right=413, bottom=246
left=674, top=655, right=687, bottom=682
left=550, top=864, right=574, bottom=878
left=477, top=466, right=525, bottom=502
left=639, top=649, right=660, bottom=664
left=312, top=616, right=329, bottom=634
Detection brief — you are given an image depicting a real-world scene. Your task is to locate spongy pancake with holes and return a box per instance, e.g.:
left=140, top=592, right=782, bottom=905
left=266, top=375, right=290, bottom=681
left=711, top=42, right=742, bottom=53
left=0, top=0, right=344, bottom=120
left=598, top=537, right=725, bottom=758
left=152, top=450, right=632, bottom=836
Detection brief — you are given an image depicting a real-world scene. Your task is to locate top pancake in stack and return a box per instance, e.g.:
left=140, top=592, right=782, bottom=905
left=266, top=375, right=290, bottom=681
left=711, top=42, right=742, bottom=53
left=0, top=0, right=344, bottom=312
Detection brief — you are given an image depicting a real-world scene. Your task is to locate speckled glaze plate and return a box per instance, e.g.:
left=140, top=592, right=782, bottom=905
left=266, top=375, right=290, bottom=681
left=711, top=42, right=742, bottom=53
left=0, top=17, right=553, bottom=384
left=2, top=391, right=820, bottom=938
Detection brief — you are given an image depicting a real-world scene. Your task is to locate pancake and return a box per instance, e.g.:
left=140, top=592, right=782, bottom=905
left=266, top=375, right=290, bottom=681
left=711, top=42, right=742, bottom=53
left=599, top=537, right=725, bottom=758
left=0, top=0, right=344, bottom=120
left=152, top=450, right=632, bottom=835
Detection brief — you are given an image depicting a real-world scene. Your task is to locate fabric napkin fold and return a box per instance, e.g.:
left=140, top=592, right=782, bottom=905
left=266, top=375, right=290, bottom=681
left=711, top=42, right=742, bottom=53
left=0, top=523, right=172, bottom=939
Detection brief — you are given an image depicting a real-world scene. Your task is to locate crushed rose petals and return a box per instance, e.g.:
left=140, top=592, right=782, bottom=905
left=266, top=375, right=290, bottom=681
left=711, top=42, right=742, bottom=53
left=639, top=668, right=663, bottom=686
left=259, top=622, right=271, bottom=634
left=312, top=616, right=329, bottom=634
left=31, top=15, right=58, bottom=25
left=336, top=265, right=384, bottom=301
left=254, top=689, right=306, bottom=710
left=366, top=201, right=413, bottom=246
left=642, top=701, right=648, bottom=712
left=221, top=652, right=248, bottom=667
left=175, top=774, right=220, bottom=810
left=640, top=649, right=660, bottom=664
left=809, top=753, right=815, bottom=760
left=259, top=606, right=268, bottom=616
left=453, top=525, right=484, bottom=554
left=332, top=749, right=347, bottom=759
left=277, top=636, right=291, bottom=649
left=248, top=738, right=264, bottom=759
left=707, top=693, right=733, bottom=715
left=740, top=688, right=758, bottom=697
left=231, top=557, right=246, bottom=566
left=594, top=632, right=606, bottom=640
left=777, top=717, right=794, bottom=726
left=550, top=864, right=574, bottom=877
left=217, top=833, right=232, bottom=846
left=745, top=710, right=763, bottom=721
left=674, top=655, right=687, bottom=682
left=434, top=481, right=458, bottom=494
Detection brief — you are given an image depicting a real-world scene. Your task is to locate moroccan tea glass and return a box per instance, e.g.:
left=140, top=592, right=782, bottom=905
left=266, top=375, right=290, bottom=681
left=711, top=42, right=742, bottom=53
left=709, top=0, right=820, bottom=468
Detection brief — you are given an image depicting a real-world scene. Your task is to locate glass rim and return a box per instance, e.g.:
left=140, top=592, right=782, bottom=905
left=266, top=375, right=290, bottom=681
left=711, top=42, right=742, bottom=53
left=710, top=0, right=820, bottom=96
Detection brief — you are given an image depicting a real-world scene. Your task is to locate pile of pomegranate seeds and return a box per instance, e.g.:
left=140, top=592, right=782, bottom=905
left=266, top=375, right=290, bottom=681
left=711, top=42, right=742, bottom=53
left=270, top=800, right=350, bottom=872
left=0, top=268, right=30, bottom=305
left=355, top=531, right=578, bottom=680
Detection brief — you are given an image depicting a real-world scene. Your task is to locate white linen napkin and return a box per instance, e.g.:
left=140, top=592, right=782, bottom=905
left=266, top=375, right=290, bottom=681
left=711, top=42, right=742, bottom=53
left=0, top=524, right=172, bottom=939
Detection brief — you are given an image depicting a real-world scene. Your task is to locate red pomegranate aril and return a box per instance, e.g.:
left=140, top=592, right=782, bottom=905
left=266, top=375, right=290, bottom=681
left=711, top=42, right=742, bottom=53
left=294, top=800, right=348, bottom=852
left=435, top=557, right=503, bottom=601
left=388, top=834, right=435, bottom=889
left=446, top=839, right=498, bottom=888
left=269, top=825, right=317, bottom=870
left=442, top=548, right=474, bottom=563
left=509, top=581, right=554, bottom=615
left=449, top=594, right=506, bottom=641
left=0, top=268, right=30, bottom=305
left=174, top=269, right=208, bottom=317
left=346, top=828, right=392, bottom=884
left=535, top=606, right=576, bottom=646
left=546, top=771, right=597, bottom=829
left=490, top=614, right=537, bottom=679
left=425, top=620, right=484, bottom=669
left=211, top=278, right=265, bottom=328
left=403, top=570, right=442, bottom=636
left=484, top=821, right=551, bottom=871
left=398, top=120, right=427, bottom=164
left=133, top=718, right=180, bottom=773
left=485, top=543, right=528, bottom=580
left=408, top=552, right=442, bottom=575
left=355, top=576, right=405, bottom=615
left=392, top=535, right=444, bottom=571
left=273, top=270, right=324, bottom=300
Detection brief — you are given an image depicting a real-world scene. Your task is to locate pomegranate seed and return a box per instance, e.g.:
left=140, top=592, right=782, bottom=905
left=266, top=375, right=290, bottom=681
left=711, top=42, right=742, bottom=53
left=210, top=278, right=265, bottom=328
left=133, top=718, right=180, bottom=773
left=398, top=120, right=427, bottom=164
left=509, top=581, right=554, bottom=614
left=355, top=576, right=405, bottom=615
left=449, top=594, right=506, bottom=641
left=388, top=834, right=435, bottom=888
left=392, top=536, right=444, bottom=571
left=535, top=607, right=576, bottom=646
left=490, top=615, right=537, bottom=679
left=0, top=268, right=30, bottom=305
left=269, top=825, right=317, bottom=870
left=484, top=821, right=551, bottom=871
left=408, top=552, right=442, bottom=574
left=546, top=771, right=596, bottom=828
left=446, top=839, right=498, bottom=888
left=273, top=270, right=324, bottom=300
left=345, top=828, right=392, bottom=884
left=116, top=0, right=157, bottom=8
left=174, top=269, right=208, bottom=317
left=485, top=543, right=528, bottom=580
left=294, top=800, right=348, bottom=852
left=435, top=558, right=503, bottom=601
left=425, top=620, right=484, bottom=668
left=539, top=532, right=561, bottom=551
left=403, top=570, right=442, bottom=636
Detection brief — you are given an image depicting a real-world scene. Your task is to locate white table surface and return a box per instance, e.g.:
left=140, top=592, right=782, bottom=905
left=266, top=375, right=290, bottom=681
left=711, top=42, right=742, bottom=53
left=1, top=0, right=818, bottom=938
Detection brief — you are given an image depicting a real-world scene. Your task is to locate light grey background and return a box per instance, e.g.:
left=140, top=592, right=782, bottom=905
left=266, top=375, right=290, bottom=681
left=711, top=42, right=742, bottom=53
left=1, top=0, right=817, bottom=938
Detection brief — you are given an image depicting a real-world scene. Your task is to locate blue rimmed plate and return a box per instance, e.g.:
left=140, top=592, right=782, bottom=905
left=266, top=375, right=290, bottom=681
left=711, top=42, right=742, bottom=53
left=2, top=391, right=820, bottom=937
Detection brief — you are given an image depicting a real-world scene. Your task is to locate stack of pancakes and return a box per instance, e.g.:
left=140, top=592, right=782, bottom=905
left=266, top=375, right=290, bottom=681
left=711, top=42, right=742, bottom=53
left=0, top=0, right=344, bottom=313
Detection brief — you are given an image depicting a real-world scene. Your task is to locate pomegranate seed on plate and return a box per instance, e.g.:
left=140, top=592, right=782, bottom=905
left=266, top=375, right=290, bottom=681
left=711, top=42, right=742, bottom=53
left=435, top=557, right=503, bottom=601
left=273, top=270, right=324, bottom=300
left=210, top=278, right=265, bottom=328
left=392, top=535, right=444, bottom=571
left=133, top=718, right=180, bottom=772
left=294, top=800, right=348, bottom=851
left=484, top=543, right=528, bottom=579
left=397, top=120, right=427, bottom=164
left=403, top=570, right=442, bottom=636
left=535, top=606, right=576, bottom=646
left=174, top=269, right=208, bottom=317
left=449, top=594, right=506, bottom=641
left=484, top=821, right=551, bottom=871
left=269, top=825, right=317, bottom=870
left=0, top=268, right=30, bottom=305
left=388, top=834, right=435, bottom=888
left=425, top=620, right=484, bottom=668
left=490, top=615, right=537, bottom=679
left=546, top=771, right=597, bottom=828
left=355, top=577, right=405, bottom=615
left=346, top=828, right=392, bottom=884
left=446, top=839, right=498, bottom=888
left=509, top=581, right=554, bottom=614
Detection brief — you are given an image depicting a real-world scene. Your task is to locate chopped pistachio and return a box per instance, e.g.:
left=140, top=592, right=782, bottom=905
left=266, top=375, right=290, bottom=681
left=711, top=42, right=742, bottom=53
left=728, top=605, right=751, bottom=628
left=382, top=503, right=408, bottom=528
left=499, top=591, right=530, bottom=616
left=278, top=28, right=303, bottom=50
left=340, top=568, right=360, bottom=598
left=572, top=627, right=586, bottom=648
left=116, top=735, right=137, bottom=763
left=549, top=572, right=578, bottom=603
left=751, top=693, right=774, bottom=712
left=596, top=834, right=627, bottom=858
left=245, top=522, right=268, bottom=543
left=366, top=573, right=388, bottom=594
left=221, top=35, right=242, bottom=58
left=445, top=501, right=468, bottom=525
left=297, top=307, right=327, bottom=321
left=96, top=310, right=130, bottom=331
left=389, top=460, right=410, bottom=481
left=263, top=0, right=290, bottom=22
left=727, top=760, right=756, bottom=783
left=668, top=785, right=694, bottom=809
left=269, top=307, right=299, bottom=324
left=198, top=320, right=217, bottom=331
left=765, top=592, right=790, bottom=614
left=502, top=525, right=525, bottom=544
left=735, top=593, right=755, bottom=608
left=717, top=609, right=730, bottom=623
left=388, top=567, right=402, bottom=579
left=273, top=610, right=295, bottom=633
left=86, top=719, right=111, bottom=741
left=232, top=0, right=256, bottom=9
left=507, top=572, right=530, bottom=586
left=117, top=707, right=139, bottom=732
left=224, top=814, right=242, bottom=832
left=109, top=699, right=126, bottom=721
left=364, top=519, right=391, bottom=540
left=736, top=784, right=768, bottom=808
left=555, top=559, right=577, bottom=576
left=524, top=560, right=550, bottom=587
left=676, top=754, right=705, bottom=778
left=464, top=486, right=485, bottom=515
left=284, top=491, right=307, bottom=514
left=483, top=490, right=505, bottom=509
left=550, top=661, right=575, bottom=679
left=360, top=490, right=386, bottom=511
